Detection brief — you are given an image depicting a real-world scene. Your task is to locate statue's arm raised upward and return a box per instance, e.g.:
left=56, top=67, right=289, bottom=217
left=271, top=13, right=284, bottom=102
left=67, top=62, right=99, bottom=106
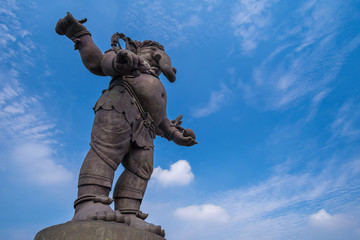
left=55, top=12, right=148, bottom=76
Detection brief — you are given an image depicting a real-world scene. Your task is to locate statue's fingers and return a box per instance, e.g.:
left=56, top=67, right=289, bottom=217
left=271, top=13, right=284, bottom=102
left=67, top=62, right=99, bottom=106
left=66, top=12, right=77, bottom=23
left=139, top=65, right=149, bottom=72
left=189, top=138, right=198, bottom=146
left=139, top=59, right=146, bottom=66
left=105, top=212, right=115, bottom=221
left=78, top=18, right=87, bottom=24
left=133, top=55, right=139, bottom=69
left=116, top=50, right=124, bottom=57
left=139, top=61, right=150, bottom=71
left=140, top=59, right=150, bottom=68
left=97, top=211, right=106, bottom=221
left=115, top=213, right=126, bottom=224
left=55, top=19, right=72, bottom=35
left=182, top=136, right=194, bottom=146
left=185, top=140, right=196, bottom=146
left=126, top=53, right=134, bottom=67
left=55, top=21, right=66, bottom=35
left=55, top=15, right=73, bottom=35
left=116, top=50, right=126, bottom=63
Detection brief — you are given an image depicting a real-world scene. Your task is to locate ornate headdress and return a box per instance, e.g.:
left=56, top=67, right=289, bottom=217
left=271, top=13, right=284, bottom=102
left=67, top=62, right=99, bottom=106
left=110, top=32, right=164, bottom=55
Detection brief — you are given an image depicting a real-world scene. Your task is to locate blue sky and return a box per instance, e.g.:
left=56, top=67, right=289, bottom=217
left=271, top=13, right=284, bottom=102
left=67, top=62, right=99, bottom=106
left=1, top=0, right=360, bottom=239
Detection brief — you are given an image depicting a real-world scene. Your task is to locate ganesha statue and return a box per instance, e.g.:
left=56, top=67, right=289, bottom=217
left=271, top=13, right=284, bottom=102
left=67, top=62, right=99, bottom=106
left=55, top=12, right=197, bottom=238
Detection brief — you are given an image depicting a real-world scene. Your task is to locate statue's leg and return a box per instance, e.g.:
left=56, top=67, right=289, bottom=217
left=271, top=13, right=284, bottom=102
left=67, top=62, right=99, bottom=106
left=113, top=169, right=149, bottom=217
left=113, top=145, right=153, bottom=214
left=72, top=109, right=132, bottom=224
left=77, top=148, right=114, bottom=198
left=113, top=146, right=165, bottom=237
left=72, top=148, right=129, bottom=224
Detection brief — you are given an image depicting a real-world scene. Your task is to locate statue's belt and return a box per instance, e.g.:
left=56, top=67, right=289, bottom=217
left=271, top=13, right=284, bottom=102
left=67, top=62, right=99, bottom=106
left=108, top=78, right=146, bottom=118
left=107, top=77, right=156, bottom=136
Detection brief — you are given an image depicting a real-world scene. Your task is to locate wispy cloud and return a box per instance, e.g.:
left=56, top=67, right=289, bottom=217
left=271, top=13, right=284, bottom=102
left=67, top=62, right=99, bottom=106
left=307, top=209, right=360, bottom=240
left=126, top=0, right=202, bottom=48
left=174, top=204, right=230, bottom=223
left=192, top=84, right=231, bottom=118
left=234, top=0, right=360, bottom=111
left=0, top=0, right=73, bottom=186
left=123, top=0, right=217, bottom=48
left=204, top=0, right=222, bottom=11
left=331, top=100, right=360, bottom=139
left=152, top=160, right=194, bottom=187
left=231, top=0, right=278, bottom=52
left=305, top=88, right=331, bottom=121
left=165, top=158, right=360, bottom=240
left=309, top=209, right=351, bottom=228
left=11, top=143, right=73, bottom=185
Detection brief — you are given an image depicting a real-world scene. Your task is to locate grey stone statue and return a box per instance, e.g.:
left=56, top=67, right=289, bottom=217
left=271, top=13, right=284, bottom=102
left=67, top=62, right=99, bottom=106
left=55, top=12, right=197, bottom=237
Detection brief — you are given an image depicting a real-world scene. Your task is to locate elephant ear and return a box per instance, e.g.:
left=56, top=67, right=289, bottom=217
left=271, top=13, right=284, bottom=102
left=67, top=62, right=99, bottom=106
left=152, top=53, right=162, bottom=62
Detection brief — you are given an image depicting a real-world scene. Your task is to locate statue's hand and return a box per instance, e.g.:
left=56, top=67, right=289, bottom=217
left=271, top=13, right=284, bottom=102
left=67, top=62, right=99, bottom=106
left=172, top=130, right=197, bottom=147
left=114, top=50, right=150, bottom=75
left=55, top=12, right=88, bottom=39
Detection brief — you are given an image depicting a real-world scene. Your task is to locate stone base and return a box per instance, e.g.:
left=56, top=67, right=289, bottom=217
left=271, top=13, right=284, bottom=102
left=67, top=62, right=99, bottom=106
left=34, top=220, right=165, bottom=240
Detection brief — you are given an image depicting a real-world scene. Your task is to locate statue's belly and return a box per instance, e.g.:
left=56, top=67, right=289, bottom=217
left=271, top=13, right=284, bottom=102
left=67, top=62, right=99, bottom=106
left=124, top=75, right=167, bottom=126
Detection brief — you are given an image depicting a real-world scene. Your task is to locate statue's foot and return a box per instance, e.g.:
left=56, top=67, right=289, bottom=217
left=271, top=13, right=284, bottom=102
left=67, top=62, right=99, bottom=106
left=72, top=198, right=130, bottom=225
left=125, top=213, right=165, bottom=237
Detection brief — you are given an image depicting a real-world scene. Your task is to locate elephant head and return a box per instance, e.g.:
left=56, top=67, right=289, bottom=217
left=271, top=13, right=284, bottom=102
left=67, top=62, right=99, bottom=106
left=151, top=50, right=177, bottom=83
left=116, top=35, right=177, bottom=83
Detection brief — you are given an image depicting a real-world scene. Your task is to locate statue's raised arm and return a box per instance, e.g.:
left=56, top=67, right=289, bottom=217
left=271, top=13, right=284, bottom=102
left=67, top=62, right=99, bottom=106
left=55, top=12, right=149, bottom=77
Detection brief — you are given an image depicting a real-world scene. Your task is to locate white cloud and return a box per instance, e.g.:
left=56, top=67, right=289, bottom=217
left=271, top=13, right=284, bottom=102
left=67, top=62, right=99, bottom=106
left=124, top=0, right=207, bottom=48
left=152, top=160, right=194, bottom=187
left=306, top=209, right=360, bottom=240
left=12, top=143, right=73, bottom=185
left=236, top=0, right=360, bottom=111
left=309, top=209, right=337, bottom=226
left=0, top=0, right=73, bottom=187
left=163, top=158, right=360, bottom=240
left=174, top=204, right=230, bottom=223
left=0, top=82, right=56, bottom=143
left=192, top=84, right=231, bottom=118
left=204, top=0, right=221, bottom=11
left=0, top=23, right=16, bottom=47
left=4, top=103, right=25, bottom=114
left=331, top=100, right=360, bottom=139
left=221, top=160, right=360, bottom=239
left=0, top=84, right=20, bottom=105
left=232, top=0, right=278, bottom=52
left=305, top=88, right=331, bottom=121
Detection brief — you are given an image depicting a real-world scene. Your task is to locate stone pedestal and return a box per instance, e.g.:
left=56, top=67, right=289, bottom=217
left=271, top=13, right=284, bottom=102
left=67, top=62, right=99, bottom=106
left=34, top=220, right=165, bottom=240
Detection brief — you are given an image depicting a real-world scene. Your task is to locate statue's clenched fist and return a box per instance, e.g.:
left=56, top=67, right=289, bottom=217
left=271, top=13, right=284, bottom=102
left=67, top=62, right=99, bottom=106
left=55, top=12, right=88, bottom=40
left=172, top=130, right=197, bottom=147
left=114, top=50, right=150, bottom=76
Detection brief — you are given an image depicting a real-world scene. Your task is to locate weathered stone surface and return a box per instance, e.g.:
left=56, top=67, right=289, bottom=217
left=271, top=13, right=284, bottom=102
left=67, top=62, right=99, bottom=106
left=34, top=220, right=165, bottom=240
left=53, top=12, right=197, bottom=236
